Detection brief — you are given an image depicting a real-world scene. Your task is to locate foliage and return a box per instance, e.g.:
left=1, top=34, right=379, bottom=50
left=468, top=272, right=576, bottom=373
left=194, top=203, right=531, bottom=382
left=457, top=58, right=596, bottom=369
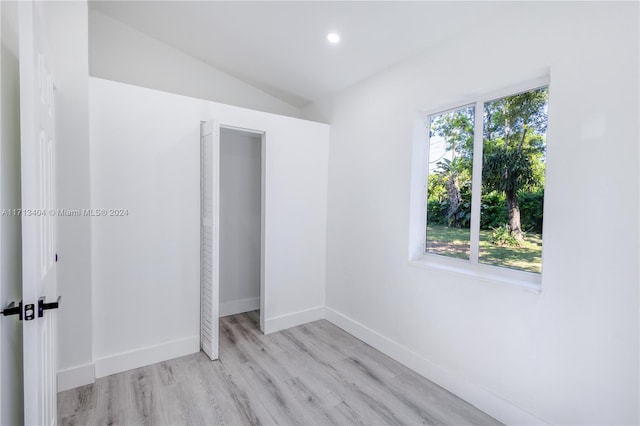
left=479, top=190, right=544, bottom=233
left=490, top=224, right=522, bottom=247
left=427, top=199, right=449, bottom=225
left=427, top=179, right=472, bottom=228
left=483, top=88, right=548, bottom=143
left=427, top=173, right=448, bottom=202
left=430, top=107, right=474, bottom=228
left=427, top=88, right=547, bottom=240
left=449, top=201, right=471, bottom=228
left=430, top=106, right=474, bottom=161
left=429, top=189, right=544, bottom=233
left=480, top=191, right=508, bottom=229
left=482, top=87, right=548, bottom=238
left=429, top=108, right=475, bottom=228
left=482, top=150, right=536, bottom=194
left=436, top=157, right=470, bottom=181
left=427, top=198, right=472, bottom=228
left=518, top=190, right=544, bottom=233
left=482, top=88, right=547, bottom=191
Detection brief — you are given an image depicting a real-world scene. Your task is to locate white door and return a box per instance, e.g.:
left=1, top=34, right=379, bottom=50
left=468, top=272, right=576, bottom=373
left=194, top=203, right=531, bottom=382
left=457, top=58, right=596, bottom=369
left=19, top=2, right=59, bottom=425
left=200, top=120, right=220, bottom=360
left=0, top=9, right=3, bottom=423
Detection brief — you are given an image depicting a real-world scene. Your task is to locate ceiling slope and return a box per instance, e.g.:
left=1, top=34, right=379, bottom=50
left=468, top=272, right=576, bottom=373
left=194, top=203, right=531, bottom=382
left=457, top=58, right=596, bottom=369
left=90, top=1, right=501, bottom=108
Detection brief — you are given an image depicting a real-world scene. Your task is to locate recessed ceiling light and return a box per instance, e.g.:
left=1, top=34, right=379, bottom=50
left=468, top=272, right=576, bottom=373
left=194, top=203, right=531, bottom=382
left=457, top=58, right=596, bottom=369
left=327, top=33, right=340, bottom=44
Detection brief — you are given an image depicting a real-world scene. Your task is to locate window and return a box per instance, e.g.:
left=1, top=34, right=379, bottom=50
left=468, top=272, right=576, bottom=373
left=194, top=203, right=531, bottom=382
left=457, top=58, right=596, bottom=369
left=427, top=105, right=475, bottom=260
left=413, top=81, right=549, bottom=288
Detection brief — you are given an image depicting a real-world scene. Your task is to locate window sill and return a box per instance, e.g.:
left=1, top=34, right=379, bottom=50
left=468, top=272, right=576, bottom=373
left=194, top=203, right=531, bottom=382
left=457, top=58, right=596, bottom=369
left=409, top=255, right=542, bottom=294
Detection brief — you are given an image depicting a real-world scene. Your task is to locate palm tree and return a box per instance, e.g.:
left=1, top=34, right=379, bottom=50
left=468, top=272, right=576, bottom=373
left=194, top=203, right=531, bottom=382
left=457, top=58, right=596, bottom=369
left=436, top=158, right=469, bottom=228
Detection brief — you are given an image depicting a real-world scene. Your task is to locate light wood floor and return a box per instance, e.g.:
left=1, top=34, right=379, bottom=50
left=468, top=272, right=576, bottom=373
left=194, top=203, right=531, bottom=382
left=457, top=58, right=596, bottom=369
left=58, top=311, right=501, bottom=425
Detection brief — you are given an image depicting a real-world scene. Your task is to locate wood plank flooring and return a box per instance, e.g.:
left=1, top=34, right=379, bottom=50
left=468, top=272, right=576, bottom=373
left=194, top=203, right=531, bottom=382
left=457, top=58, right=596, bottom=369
left=58, top=311, right=501, bottom=425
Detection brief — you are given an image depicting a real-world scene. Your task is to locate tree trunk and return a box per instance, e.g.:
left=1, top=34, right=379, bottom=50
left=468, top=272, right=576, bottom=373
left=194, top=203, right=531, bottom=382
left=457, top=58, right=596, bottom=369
left=445, top=175, right=462, bottom=227
left=518, top=126, right=528, bottom=151
left=506, top=190, right=524, bottom=242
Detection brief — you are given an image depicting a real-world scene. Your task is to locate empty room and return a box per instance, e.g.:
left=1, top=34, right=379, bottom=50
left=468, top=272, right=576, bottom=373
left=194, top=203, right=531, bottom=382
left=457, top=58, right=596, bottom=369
left=0, top=1, right=638, bottom=425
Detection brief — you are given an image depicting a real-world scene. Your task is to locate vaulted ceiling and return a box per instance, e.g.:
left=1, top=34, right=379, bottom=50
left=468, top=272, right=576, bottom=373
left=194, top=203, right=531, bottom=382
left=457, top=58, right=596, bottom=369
left=90, top=1, right=505, bottom=108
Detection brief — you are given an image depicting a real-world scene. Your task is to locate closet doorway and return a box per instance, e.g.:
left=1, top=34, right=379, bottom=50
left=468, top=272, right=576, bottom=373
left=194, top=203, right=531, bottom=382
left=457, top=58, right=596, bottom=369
left=219, top=127, right=264, bottom=320
left=200, top=122, right=265, bottom=361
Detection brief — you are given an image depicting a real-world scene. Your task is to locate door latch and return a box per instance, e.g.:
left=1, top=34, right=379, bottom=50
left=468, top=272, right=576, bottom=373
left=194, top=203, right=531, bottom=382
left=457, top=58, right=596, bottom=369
left=2, top=297, right=61, bottom=320
left=24, top=304, right=35, bottom=321
left=38, top=296, right=61, bottom=318
left=2, top=301, right=22, bottom=320
left=2, top=301, right=33, bottom=321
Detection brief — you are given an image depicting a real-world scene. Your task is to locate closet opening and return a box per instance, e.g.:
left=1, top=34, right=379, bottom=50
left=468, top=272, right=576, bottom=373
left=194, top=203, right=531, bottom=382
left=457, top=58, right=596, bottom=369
left=219, top=127, right=264, bottom=336
left=200, top=123, right=266, bottom=361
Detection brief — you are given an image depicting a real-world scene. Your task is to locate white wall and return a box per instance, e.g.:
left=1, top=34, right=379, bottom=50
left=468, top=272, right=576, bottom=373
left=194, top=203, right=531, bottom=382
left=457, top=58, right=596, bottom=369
left=0, top=3, right=23, bottom=424
left=90, top=77, right=329, bottom=377
left=304, top=2, right=639, bottom=425
left=90, top=79, right=201, bottom=378
left=219, top=129, right=261, bottom=317
left=40, top=1, right=94, bottom=392
left=89, top=10, right=302, bottom=119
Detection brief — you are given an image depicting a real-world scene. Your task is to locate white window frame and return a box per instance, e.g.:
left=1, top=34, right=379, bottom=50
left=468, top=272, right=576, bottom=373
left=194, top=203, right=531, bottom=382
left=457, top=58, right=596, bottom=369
left=408, top=76, right=550, bottom=292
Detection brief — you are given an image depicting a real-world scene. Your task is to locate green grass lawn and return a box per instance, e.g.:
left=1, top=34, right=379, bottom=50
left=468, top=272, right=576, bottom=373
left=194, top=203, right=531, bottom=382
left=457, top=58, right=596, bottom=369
left=426, top=225, right=542, bottom=273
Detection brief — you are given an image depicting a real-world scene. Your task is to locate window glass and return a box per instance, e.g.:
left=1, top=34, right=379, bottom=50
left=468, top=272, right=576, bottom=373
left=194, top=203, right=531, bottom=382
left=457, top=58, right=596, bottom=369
left=479, top=87, right=548, bottom=273
left=426, top=106, right=475, bottom=260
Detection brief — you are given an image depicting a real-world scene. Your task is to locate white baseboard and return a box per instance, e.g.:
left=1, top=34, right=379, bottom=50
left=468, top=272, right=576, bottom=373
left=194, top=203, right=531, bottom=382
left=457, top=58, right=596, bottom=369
left=94, top=335, right=200, bottom=378
left=264, top=306, right=325, bottom=334
left=324, top=307, right=548, bottom=426
left=220, top=297, right=260, bottom=317
left=57, top=362, right=95, bottom=392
